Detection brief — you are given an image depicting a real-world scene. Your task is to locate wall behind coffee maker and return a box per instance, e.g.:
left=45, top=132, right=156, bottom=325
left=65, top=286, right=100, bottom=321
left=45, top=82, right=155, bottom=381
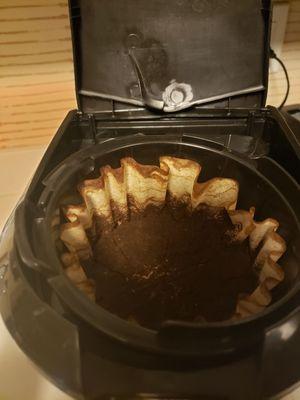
left=0, top=0, right=300, bottom=149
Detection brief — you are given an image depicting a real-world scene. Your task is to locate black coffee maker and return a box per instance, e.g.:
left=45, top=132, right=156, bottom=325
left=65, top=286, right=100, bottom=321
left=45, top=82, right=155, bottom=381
left=1, top=1, right=300, bottom=399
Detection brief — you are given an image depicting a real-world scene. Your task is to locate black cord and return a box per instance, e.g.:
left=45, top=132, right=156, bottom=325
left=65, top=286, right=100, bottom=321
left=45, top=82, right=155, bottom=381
left=270, top=48, right=290, bottom=109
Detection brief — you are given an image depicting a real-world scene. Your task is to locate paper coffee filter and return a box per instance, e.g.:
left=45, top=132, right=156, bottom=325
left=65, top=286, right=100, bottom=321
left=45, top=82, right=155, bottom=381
left=59, top=156, right=286, bottom=322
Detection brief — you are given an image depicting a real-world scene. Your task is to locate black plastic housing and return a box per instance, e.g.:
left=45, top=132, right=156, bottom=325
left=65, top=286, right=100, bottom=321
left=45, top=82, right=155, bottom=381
left=1, top=106, right=299, bottom=400
left=1, top=0, right=300, bottom=398
left=69, top=0, right=271, bottom=113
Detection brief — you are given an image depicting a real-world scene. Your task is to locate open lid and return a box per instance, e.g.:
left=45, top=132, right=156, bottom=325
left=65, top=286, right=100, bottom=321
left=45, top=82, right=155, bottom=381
left=69, top=0, right=271, bottom=113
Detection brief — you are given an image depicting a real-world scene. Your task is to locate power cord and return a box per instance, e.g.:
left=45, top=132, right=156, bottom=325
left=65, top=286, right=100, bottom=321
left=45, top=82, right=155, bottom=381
left=270, top=48, right=290, bottom=109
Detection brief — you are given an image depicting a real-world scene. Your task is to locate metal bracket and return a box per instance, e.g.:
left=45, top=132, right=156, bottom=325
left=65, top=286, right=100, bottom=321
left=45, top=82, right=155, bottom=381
left=129, top=49, right=195, bottom=112
left=128, top=49, right=165, bottom=110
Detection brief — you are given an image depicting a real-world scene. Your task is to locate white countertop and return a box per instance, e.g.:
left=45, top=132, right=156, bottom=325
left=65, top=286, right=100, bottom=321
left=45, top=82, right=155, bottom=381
left=0, top=146, right=299, bottom=400
left=0, top=146, right=72, bottom=400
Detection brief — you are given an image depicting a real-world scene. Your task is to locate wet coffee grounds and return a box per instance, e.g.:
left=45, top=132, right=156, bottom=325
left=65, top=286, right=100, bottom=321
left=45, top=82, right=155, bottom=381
left=93, top=205, right=257, bottom=329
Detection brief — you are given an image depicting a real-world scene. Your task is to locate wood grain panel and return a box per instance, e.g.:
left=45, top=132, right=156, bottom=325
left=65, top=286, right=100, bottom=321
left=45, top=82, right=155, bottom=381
left=267, top=0, right=300, bottom=106
left=0, top=1, right=75, bottom=149
left=0, top=0, right=300, bottom=149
